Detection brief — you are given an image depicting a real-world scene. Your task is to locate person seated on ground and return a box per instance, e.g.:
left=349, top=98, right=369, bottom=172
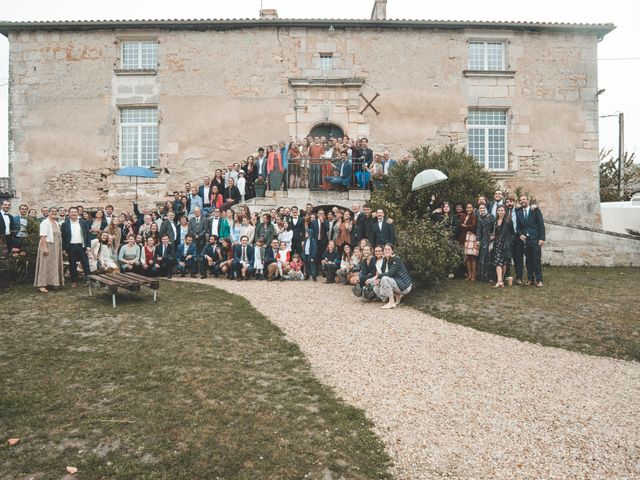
left=90, top=231, right=117, bottom=273
left=275, top=240, right=291, bottom=280
left=231, top=235, right=255, bottom=281
left=199, top=234, right=220, bottom=279
left=253, top=237, right=266, bottom=279
left=352, top=244, right=374, bottom=297
left=154, top=234, right=176, bottom=279
left=372, top=243, right=413, bottom=309
left=264, top=238, right=280, bottom=281
left=348, top=246, right=363, bottom=285
left=288, top=252, right=304, bottom=280
left=118, top=234, right=142, bottom=273
left=302, top=228, right=318, bottom=281
left=323, top=151, right=352, bottom=191
left=320, top=240, right=340, bottom=284
left=216, top=237, right=233, bottom=279
left=176, top=233, right=198, bottom=278
left=336, top=243, right=357, bottom=285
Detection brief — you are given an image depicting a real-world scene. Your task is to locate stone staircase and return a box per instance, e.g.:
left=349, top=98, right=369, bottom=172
left=242, top=188, right=371, bottom=211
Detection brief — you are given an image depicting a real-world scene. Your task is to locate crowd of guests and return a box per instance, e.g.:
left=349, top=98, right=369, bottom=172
left=0, top=196, right=412, bottom=309
left=161, top=136, right=414, bottom=203
left=431, top=190, right=546, bottom=287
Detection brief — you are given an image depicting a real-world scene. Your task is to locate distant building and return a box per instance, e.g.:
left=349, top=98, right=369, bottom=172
left=0, top=0, right=614, bottom=226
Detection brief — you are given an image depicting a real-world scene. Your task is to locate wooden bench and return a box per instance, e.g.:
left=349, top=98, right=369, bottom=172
left=87, top=272, right=160, bottom=308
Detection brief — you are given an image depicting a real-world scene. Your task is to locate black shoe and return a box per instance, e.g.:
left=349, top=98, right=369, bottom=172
left=312, top=276, right=317, bottom=282
left=200, top=274, right=207, bottom=279
left=352, top=285, right=363, bottom=297
left=190, top=273, right=197, bottom=278
left=167, top=275, right=172, bottom=279
left=180, top=272, right=186, bottom=277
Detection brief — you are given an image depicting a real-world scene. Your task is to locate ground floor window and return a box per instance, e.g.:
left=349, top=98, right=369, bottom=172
left=467, top=109, right=507, bottom=171
left=119, top=108, right=158, bottom=167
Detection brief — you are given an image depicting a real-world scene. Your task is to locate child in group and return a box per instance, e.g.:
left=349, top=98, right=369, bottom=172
left=237, top=171, right=246, bottom=203
left=254, top=237, right=265, bottom=279
left=275, top=240, right=291, bottom=279
left=288, top=253, right=304, bottom=280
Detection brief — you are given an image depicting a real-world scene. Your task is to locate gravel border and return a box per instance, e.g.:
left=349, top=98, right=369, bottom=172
left=176, top=277, right=640, bottom=479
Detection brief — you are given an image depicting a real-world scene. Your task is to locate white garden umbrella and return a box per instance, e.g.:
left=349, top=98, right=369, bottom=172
left=411, top=169, right=448, bottom=191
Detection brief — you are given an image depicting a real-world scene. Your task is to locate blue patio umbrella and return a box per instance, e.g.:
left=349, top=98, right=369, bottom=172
left=115, top=166, right=157, bottom=199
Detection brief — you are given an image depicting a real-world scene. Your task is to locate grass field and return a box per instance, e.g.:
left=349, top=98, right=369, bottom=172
left=0, top=282, right=391, bottom=480
left=408, top=266, right=640, bottom=362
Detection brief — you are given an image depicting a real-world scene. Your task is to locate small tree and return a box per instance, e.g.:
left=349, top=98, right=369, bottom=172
left=600, top=148, right=639, bottom=202
left=369, top=145, right=496, bottom=288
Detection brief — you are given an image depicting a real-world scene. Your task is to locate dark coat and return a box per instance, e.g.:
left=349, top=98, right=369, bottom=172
left=515, top=207, right=546, bottom=242
left=61, top=218, right=90, bottom=251
left=370, top=218, right=396, bottom=247
left=0, top=211, right=17, bottom=249
left=233, top=244, right=255, bottom=264
left=159, top=219, right=178, bottom=245
left=379, top=255, right=412, bottom=292
left=154, top=243, right=175, bottom=263
left=301, top=237, right=318, bottom=261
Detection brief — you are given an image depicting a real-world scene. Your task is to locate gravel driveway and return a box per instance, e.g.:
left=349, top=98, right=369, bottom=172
left=178, top=277, right=640, bottom=479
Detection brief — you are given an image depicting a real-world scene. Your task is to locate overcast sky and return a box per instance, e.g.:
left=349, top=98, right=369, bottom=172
left=1, top=0, right=638, bottom=176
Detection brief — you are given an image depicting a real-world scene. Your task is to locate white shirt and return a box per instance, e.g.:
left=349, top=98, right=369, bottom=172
left=210, top=217, right=219, bottom=235
left=203, top=186, right=210, bottom=205
left=170, top=222, right=177, bottom=239
left=237, top=177, right=246, bottom=195
left=1, top=212, right=10, bottom=235
left=69, top=219, right=83, bottom=244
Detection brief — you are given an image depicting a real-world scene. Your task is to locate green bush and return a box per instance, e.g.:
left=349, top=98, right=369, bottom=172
left=369, top=144, right=496, bottom=288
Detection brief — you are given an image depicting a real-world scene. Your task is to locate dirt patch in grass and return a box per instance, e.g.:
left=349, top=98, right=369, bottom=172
left=408, top=267, right=640, bottom=362
left=0, top=282, right=391, bottom=479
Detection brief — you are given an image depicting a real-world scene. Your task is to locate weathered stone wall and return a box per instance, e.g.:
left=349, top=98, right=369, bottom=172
left=8, top=26, right=602, bottom=226
left=545, top=221, right=640, bottom=267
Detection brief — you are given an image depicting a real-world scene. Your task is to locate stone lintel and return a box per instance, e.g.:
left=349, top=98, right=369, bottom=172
left=289, top=78, right=366, bottom=88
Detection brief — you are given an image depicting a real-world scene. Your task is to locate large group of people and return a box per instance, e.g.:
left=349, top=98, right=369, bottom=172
left=1, top=193, right=413, bottom=309
left=432, top=190, right=546, bottom=287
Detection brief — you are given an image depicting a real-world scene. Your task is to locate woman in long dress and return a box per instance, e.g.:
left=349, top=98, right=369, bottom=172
left=475, top=203, right=495, bottom=283
left=34, top=207, right=64, bottom=293
left=491, top=205, right=515, bottom=288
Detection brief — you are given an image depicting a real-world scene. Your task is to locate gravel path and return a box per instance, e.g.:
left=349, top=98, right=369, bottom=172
left=176, top=277, right=640, bottom=479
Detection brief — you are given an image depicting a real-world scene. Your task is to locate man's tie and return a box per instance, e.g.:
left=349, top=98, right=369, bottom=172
left=242, top=246, right=247, bottom=263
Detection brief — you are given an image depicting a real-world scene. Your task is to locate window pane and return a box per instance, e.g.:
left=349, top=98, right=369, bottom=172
left=488, top=128, right=506, bottom=169
left=320, top=54, right=333, bottom=71
left=122, top=42, right=140, bottom=70
left=486, top=42, right=504, bottom=71
left=468, top=110, right=506, bottom=126
left=141, top=42, right=157, bottom=69
left=468, top=128, right=485, bottom=166
left=120, top=126, right=139, bottom=167
left=468, top=42, right=485, bottom=70
left=140, top=126, right=159, bottom=167
left=121, top=108, right=158, bottom=124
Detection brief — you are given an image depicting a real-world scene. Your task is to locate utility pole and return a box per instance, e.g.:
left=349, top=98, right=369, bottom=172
left=618, top=112, right=625, bottom=199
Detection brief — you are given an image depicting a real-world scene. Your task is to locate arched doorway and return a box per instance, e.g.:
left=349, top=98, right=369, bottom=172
left=308, top=123, right=345, bottom=140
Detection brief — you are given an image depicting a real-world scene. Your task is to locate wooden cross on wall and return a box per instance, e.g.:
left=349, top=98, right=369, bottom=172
left=359, top=92, right=381, bottom=116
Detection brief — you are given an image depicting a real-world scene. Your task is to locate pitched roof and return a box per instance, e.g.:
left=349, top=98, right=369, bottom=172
left=0, top=18, right=615, bottom=39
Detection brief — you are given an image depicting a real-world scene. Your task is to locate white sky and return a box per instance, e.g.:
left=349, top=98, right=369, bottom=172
left=1, top=0, right=638, bottom=176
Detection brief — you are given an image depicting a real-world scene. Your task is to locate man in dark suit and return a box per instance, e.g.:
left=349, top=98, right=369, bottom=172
left=370, top=209, right=396, bottom=247
left=154, top=234, right=175, bottom=279
left=301, top=228, right=318, bottom=281
left=198, top=176, right=212, bottom=215
left=205, top=208, right=222, bottom=241
left=188, top=207, right=207, bottom=254
left=309, top=209, right=328, bottom=264
left=363, top=205, right=376, bottom=241
left=175, top=233, right=197, bottom=277
left=488, top=190, right=505, bottom=218
left=288, top=206, right=306, bottom=257
left=515, top=194, right=545, bottom=287
left=351, top=202, right=366, bottom=246
left=254, top=147, right=268, bottom=181
left=159, top=211, right=178, bottom=247
left=61, top=206, right=91, bottom=287
left=0, top=199, right=17, bottom=255
left=231, top=235, right=255, bottom=280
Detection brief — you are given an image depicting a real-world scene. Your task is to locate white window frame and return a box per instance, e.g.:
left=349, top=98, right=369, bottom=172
left=118, top=107, right=159, bottom=167
left=467, top=109, right=508, bottom=172
left=320, top=53, right=334, bottom=71
left=120, top=40, right=157, bottom=70
left=468, top=40, right=506, bottom=71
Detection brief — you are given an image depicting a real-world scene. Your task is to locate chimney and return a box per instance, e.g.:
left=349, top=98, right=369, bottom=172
left=259, top=8, right=278, bottom=20
left=371, top=0, right=387, bottom=20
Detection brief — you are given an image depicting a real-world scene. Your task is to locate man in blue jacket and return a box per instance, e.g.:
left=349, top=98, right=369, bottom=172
left=515, top=194, right=545, bottom=287
left=61, top=206, right=91, bottom=287
left=175, top=233, right=198, bottom=277
left=324, top=152, right=352, bottom=192
left=231, top=235, right=255, bottom=280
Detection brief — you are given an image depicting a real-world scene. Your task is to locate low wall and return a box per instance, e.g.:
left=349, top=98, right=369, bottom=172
left=601, top=201, right=640, bottom=234
left=545, top=220, right=640, bottom=267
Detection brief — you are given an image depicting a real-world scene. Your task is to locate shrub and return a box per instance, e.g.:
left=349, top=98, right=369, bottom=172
left=369, top=144, right=496, bottom=288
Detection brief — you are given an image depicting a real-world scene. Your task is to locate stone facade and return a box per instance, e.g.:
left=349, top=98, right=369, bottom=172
left=1, top=16, right=612, bottom=227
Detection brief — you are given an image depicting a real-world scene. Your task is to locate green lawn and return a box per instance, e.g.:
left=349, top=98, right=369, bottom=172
left=408, top=266, right=640, bottom=362
left=0, top=282, right=391, bottom=479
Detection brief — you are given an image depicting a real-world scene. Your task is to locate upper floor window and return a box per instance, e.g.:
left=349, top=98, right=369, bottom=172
left=468, top=41, right=505, bottom=71
left=121, top=41, right=157, bottom=70
left=467, top=109, right=507, bottom=171
left=119, top=108, right=158, bottom=167
left=320, top=53, right=334, bottom=71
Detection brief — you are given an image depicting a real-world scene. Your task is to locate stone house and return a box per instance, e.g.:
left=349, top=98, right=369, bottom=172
left=0, top=0, right=614, bottom=227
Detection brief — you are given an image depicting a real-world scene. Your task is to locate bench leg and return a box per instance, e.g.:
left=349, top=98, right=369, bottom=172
left=112, top=293, right=117, bottom=309
left=153, top=290, right=157, bottom=303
